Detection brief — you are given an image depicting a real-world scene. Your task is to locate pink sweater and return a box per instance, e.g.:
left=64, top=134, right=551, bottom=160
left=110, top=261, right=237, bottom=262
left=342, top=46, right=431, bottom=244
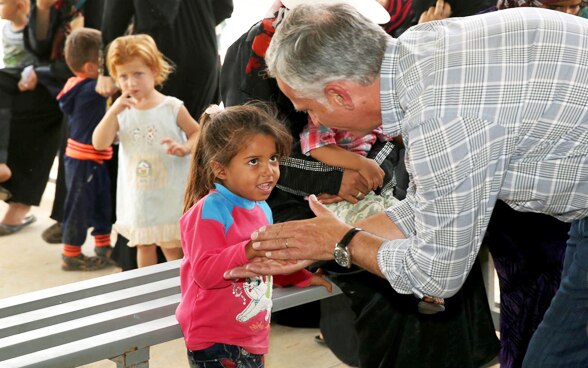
left=176, top=184, right=312, bottom=354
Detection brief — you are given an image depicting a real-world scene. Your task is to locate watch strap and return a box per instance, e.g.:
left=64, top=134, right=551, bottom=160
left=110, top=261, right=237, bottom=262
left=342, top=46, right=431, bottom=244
left=338, top=227, right=363, bottom=247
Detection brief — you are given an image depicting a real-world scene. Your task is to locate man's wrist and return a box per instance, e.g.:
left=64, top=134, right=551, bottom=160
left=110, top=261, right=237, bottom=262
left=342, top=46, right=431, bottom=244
left=334, top=227, right=363, bottom=268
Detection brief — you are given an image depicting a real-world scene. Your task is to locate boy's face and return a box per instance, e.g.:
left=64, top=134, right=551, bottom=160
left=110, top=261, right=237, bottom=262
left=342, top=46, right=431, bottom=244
left=0, top=0, right=19, bottom=21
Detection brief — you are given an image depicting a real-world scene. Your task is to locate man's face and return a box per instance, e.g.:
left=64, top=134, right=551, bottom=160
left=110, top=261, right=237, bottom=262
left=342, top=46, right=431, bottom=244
left=276, top=77, right=380, bottom=136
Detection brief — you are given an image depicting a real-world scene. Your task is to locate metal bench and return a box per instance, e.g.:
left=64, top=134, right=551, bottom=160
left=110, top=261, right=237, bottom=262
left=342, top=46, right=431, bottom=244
left=0, top=260, right=341, bottom=368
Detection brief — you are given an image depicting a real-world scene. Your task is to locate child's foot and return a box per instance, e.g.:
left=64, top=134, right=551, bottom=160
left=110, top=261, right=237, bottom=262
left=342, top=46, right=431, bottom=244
left=95, top=246, right=119, bottom=267
left=62, top=254, right=113, bottom=271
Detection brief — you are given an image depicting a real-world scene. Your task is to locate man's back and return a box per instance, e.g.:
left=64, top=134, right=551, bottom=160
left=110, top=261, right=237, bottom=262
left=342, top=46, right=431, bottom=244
left=387, top=7, right=588, bottom=222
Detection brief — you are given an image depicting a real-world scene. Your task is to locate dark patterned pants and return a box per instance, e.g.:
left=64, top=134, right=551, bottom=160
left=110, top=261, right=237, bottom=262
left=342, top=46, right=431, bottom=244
left=187, top=344, right=264, bottom=368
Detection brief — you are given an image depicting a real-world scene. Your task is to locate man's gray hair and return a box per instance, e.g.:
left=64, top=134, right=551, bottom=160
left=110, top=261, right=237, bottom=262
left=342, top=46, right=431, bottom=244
left=266, top=3, right=389, bottom=100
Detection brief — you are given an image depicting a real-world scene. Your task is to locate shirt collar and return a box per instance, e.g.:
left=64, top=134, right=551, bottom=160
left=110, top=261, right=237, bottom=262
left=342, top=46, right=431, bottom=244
left=213, top=183, right=256, bottom=210
left=379, top=38, right=404, bottom=138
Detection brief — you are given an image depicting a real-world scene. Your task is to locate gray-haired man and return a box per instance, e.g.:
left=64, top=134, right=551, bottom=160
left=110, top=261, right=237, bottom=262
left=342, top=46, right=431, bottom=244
left=226, top=4, right=588, bottom=366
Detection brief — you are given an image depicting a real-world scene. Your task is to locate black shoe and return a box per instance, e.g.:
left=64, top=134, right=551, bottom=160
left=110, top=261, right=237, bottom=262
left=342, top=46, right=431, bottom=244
left=42, top=222, right=62, bottom=244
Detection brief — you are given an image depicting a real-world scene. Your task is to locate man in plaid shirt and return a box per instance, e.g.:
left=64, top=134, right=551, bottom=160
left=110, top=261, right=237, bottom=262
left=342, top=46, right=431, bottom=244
left=226, top=3, right=588, bottom=366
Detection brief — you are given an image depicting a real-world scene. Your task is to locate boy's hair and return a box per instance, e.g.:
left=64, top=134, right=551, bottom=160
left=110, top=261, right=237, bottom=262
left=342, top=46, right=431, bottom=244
left=183, top=103, right=293, bottom=212
left=64, top=28, right=102, bottom=73
left=106, top=34, right=173, bottom=86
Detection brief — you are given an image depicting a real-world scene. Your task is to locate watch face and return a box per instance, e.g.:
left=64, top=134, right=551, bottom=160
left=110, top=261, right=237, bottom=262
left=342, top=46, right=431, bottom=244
left=334, top=245, right=351, bottom=268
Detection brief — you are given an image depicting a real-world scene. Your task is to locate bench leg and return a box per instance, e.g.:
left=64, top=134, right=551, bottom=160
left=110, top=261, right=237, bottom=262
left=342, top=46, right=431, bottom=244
left=110, top=346, right=150, bottom=368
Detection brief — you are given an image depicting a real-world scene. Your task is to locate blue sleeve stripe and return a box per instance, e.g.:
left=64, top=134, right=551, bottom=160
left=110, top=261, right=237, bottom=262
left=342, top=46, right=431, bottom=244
left=201, top=194, right=234, bottom=235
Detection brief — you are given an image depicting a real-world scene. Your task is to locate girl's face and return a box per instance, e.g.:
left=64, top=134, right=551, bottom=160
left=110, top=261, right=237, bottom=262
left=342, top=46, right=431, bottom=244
left=214, top=133, right=280, bottom=201
left=115, top=57, right=157, bottom=101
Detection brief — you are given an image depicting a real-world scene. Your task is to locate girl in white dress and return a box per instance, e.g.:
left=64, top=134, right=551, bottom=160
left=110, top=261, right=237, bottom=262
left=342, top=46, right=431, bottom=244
left=93, top=34, right=200, bottom=267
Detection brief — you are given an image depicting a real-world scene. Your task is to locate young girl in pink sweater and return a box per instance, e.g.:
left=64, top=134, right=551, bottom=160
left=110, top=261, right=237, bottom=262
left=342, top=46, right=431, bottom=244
left=176, top=104, right=331, bottom=367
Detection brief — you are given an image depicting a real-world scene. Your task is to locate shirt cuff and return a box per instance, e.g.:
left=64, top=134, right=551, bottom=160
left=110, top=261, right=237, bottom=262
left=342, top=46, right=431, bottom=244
left=377, top=239, right=415, bottom=296
left=386, top=198, right=415, bottom=236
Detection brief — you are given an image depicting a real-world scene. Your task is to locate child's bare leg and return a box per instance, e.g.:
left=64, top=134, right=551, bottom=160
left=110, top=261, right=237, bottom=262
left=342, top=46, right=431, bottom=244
left=137, top=244, right=158, bottom=267
left=0, top=163, right=11, bottom=182
left=2, top=202, right=30, bottom=225
left=161, top=246, right=183, bottom=261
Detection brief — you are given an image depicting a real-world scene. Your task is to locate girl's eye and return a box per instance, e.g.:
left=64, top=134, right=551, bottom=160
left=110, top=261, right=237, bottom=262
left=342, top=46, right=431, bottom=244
left=248, top=159, right=258, bottom=166
left=269, top=155, right=279, bottom=163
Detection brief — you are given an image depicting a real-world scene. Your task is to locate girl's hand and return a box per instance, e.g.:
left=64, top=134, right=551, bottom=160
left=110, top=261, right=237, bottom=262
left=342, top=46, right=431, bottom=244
left=161, top=138, right=190, bottom=157
left=357, top=157, right=385, bottom=191
left=110, top=92, right=136, bottom=115
left=309, top=269, right=333, bottom=292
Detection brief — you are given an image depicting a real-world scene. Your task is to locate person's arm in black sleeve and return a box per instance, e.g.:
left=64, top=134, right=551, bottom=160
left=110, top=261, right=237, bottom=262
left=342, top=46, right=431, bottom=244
left=212, top=0, right=233, bottom=25
left=277, top=143, right=344, bottom=196
left=100, top=0, right=134, bottom=75
left=84, top=0, right=105, bottom=30
left=24, top=3, right=59, bottom=61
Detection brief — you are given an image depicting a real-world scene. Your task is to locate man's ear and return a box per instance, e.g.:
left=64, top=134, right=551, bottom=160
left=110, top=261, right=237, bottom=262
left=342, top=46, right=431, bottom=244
left=325, top=83, right=354, bottom=109
left=210, top=160, right=226, bottom=180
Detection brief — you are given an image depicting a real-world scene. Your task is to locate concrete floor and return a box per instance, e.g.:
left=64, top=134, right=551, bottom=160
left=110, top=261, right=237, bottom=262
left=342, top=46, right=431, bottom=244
left=0, top=181, right=348, bottom=368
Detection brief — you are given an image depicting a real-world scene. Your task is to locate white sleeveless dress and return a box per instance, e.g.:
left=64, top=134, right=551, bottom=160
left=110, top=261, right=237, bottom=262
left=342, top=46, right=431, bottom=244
left=114, top=96, right=190, bottom=247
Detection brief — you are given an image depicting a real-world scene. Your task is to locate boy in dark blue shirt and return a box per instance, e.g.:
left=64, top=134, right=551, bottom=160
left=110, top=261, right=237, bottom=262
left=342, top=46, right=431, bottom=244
left=58, top=28, right=114, bottom=271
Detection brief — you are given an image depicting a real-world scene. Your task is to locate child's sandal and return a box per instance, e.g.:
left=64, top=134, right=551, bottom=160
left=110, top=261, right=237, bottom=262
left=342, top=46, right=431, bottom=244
left=62, top=254, right=111, bottom=271
left=95, top=246, right=118, bottom=267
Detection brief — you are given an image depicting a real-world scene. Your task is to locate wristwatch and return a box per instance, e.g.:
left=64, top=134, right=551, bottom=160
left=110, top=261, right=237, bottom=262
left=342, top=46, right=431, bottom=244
left=333, top=227, right=363, bottom=268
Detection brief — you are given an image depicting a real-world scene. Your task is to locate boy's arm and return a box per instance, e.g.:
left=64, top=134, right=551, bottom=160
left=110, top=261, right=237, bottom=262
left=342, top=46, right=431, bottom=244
left=311, top=145, right=384, bottom=191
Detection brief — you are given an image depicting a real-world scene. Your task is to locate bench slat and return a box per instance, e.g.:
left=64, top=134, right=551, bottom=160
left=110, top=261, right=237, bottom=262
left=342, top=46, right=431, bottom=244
left=0, top=258, right=343, bottom=368
left=0, top=277, right=180, bottom=338
left=0, top=316, right=182, bottom=368
left=0, top=260, right=181, bottom=318
left=0, top=295, right=180, bottom=361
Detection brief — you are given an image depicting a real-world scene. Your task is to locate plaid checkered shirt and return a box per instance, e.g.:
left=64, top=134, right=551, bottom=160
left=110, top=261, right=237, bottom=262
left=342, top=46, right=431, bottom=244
left=378, top=8, right=588, bottom=298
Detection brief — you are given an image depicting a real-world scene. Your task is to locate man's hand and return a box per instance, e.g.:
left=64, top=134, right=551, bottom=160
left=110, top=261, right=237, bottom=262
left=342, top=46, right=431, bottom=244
left=96, top=75, right=118, bottom=97
left=223, top=195, right=351, bottom=278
